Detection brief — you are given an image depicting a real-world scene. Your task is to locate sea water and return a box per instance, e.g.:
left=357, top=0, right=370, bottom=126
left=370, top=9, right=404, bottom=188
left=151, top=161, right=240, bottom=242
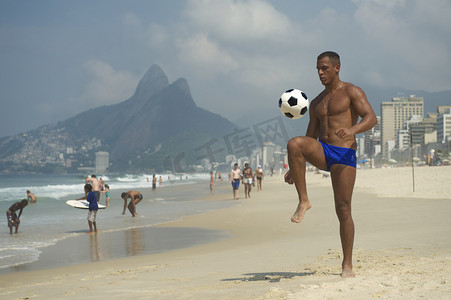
left=0, top=173, right=233, bottom=272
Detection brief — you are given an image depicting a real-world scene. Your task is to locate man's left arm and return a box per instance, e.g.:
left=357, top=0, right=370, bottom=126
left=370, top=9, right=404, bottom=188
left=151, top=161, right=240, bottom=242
left=17, top=208, right=24, bottom=219
left=336, top=86, right=377, bottom=139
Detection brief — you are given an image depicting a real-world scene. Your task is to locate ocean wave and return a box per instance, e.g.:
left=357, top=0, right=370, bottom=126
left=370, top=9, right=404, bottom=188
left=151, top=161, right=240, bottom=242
left=0, top=247, right=42, bottom=269
left=0, top=173, right=211, bottom=203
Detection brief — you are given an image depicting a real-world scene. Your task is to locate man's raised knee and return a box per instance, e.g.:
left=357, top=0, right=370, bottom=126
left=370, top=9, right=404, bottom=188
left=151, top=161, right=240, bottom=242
left=287, top=137, right=306, bottom=154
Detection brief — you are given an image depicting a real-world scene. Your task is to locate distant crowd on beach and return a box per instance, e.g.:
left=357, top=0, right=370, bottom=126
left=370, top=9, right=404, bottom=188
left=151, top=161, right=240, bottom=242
left=208, top=163, right=267, bottom=201
left=426, top=149, right=444, bottom=166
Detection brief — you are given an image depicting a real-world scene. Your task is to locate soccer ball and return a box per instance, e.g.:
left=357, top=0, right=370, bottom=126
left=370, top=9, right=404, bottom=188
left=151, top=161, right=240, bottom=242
left=278, top=89, right=309, bottom=119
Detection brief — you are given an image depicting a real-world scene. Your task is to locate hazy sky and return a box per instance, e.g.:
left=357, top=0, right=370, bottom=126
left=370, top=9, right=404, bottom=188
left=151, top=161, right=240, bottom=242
left=1, top=0, right=450, bottom=138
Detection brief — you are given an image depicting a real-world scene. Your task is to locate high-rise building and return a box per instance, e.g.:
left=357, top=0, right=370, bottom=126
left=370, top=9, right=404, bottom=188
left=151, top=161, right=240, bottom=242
left=437, top=108, right=451, bottom=143
left=380, top=95, right=423, bottom=159
left=437, top=106, right=451, bottom=114
left=95, top=151, right=109, bottom=174
left=410, top=113, right=437, bottom=145
left=262, top=142, right=275, bottom=169
left=363, top=116, right=381, bottom=158
left=397, top=129, right=410, bottom=150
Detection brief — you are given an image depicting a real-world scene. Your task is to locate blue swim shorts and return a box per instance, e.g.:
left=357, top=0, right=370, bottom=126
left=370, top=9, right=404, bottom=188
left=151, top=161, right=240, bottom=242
left=231, top=179, right=240, bottom=190
left=319, top=141, right=357, bottom=172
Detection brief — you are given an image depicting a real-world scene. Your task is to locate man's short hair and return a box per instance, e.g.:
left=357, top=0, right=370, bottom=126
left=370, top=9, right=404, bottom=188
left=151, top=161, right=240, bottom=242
left=91, top=174, right=96, bottom=178
left=121, top=192, right=127, bottom=198
left=84, top=184, right=93, bottom=192
left=21, top=199, right=28, bottom=207
left=318, top=51, right=340, bottom=66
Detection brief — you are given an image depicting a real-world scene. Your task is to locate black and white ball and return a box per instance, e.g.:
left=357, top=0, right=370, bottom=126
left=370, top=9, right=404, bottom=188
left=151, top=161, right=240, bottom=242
left=278, top=89, right=309, bottom=119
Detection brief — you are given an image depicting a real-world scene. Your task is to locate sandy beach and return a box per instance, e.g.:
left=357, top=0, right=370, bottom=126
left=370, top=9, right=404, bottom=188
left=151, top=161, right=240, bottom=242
left=1, top=166, right=450, bottom=299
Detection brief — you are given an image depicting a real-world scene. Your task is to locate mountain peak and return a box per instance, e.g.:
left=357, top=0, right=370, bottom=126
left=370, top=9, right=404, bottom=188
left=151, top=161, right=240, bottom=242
left=0, top=63, right=238, bottom=173
left=132, top=64, right=169, bottom=101
left=172, top=78, right=191, bottom=98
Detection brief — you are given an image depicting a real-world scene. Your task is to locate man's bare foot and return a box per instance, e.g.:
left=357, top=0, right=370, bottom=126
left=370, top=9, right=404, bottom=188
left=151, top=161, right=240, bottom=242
left=341, top=265, right=355, bottom=278
left=341, top=270, right=355, bottom=278
left=291, top=200, right=312, bottom=223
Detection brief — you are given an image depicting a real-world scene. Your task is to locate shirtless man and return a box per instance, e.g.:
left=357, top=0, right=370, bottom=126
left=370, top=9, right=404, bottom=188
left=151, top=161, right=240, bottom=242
left=85, top=175, right=101, bottom=202
left=284, top=51, right=377, bottom=277
left=26, top=190, right=37, bottom=202
left=230, top=163, right=241, bottom=200
left=242, top=163, right=253, bottom=198
left=6, top=199, right=28, bottom=234
left=121, top=190, right=143, bottom=217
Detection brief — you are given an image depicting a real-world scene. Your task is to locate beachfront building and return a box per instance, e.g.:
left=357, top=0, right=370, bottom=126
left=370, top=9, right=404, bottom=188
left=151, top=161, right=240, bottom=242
left=397, top=129, right=411, bottom=150
left=262, top=142, right=275, bottom=170
left=95, top=151, right=109, bottom=174
left=273, top=145, right=286, bottom=173
left=363, top=116, right=381, bottom=158
left=437, top=105, right=451, bottom=114
left=200, top=158, right=211, bottom=171
left=437, top=108, right=451, bottom=143
left=380, top=95, right=424, bottom=160
left=410, top=113, right=437, bottom=145
left=357, top=136, right=365, bottom=157
left=424, top=130, right=437, bottom=145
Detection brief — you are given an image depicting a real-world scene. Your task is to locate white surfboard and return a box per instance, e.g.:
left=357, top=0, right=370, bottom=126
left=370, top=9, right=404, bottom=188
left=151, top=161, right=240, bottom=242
left=66, top=200, right=106, bottom=209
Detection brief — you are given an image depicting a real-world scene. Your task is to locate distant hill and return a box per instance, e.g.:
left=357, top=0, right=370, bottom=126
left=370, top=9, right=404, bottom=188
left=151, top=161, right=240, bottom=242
left=0, top=65, right=238, bottom=173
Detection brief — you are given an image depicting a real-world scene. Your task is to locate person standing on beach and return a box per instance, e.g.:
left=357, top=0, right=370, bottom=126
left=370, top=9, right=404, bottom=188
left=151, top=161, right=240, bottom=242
left=26, top=190, right=37, bottom=203
left=85, top=175, right=101, bottom=202
left=76, top=184, right=98, bottom=233
left=255, top=165, right=264, bottom=191
left=284, top=51, right=377, bottom=277
left=242, top=163, right=253, bottom=198
left=99, top=177, right=105, bottom=191
left=6, top=199, right=28, bottom=234
left=121, top=190, right=143, bottom=217
left=209, top=171, right=216, bottom=193
left=101, top=184, right=111, bottom=207
left=152, top=175, right=157, bottom=190
left=230, top=163, right=241, bottom=200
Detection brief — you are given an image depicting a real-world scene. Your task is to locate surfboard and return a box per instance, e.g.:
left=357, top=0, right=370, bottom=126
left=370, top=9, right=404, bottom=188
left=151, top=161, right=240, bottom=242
left=66, top=200, right=106, bottom=209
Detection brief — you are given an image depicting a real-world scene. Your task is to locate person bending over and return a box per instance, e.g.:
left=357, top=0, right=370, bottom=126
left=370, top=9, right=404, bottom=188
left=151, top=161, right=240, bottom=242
left=6, top=199, right=28, bottom=234
left=121, top=190, right=143, bottom=217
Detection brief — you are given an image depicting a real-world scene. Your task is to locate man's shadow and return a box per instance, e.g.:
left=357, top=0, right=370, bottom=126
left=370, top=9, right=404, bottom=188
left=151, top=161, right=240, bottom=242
left=222, top=271, right=315, bottom=283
